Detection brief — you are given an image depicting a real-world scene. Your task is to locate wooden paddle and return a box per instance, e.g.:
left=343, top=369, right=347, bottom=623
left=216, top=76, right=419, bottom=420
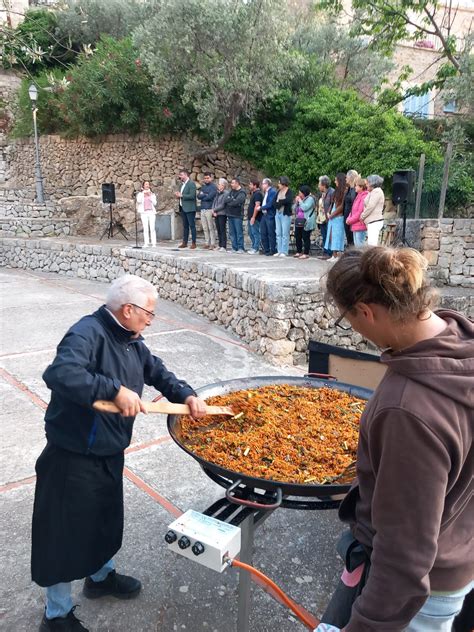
left=93, top=400, right=235, bottom=416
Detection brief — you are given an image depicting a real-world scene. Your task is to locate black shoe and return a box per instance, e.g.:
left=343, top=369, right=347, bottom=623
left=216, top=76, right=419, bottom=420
left=39, top=606, right=88, bottom=631
left=83, top=570, right=141, bottom=600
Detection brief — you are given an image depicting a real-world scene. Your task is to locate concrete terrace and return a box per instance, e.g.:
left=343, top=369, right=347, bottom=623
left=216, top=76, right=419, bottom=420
left=0, top=268, right=346, bottom=632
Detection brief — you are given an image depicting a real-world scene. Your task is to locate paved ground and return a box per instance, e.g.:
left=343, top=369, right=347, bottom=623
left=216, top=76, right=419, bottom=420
left=0, top=268, right=345, bottom=632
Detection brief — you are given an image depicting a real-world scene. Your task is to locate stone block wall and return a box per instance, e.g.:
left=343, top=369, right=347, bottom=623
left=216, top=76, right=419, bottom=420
left=0, top=217, right=72, bottom=238
left=2, top=238, right=472, bottom=367
left=410, top=218, right=474, bottom=288
left=0, top=238, right=375, bottom=366
left=6, top=134, right=262, bottom=211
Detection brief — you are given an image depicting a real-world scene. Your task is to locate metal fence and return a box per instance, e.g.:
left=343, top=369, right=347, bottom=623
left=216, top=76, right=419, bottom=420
left=407, top=143, right=474, bottom=219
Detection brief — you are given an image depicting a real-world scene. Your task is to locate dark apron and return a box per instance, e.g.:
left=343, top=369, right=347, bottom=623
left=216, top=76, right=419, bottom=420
left=321, top=530, right=371, bottom=628
left=31, top=442, right=124, bottom=587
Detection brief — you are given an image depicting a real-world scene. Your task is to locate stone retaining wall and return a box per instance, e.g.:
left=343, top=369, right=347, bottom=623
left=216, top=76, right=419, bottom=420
left=406, top=218, right=474, bottom=288
left=0, top=218, right=72, bottom=238
left=6, top=134, right=262, bottom=210
left=1, top=238, right=472, bottom=366
left=0, top=192, right=62, bottom=219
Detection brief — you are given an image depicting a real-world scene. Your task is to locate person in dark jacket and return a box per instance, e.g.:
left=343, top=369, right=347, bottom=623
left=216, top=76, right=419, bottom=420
left=275, top=176, right=294, bottom=257
left=175, top=169, right=198, bottom=249
left=260, top=177, right=278, bottom=256
left=224, top=177, right=247, bottom=253
left=320, top=246, right=474, bottom=632
left=247, top=179, right=263, bottom=254
left=343, top=170, right=359, bottom=247
left=212, top=178, right=230, bottom=251
left=32, top=275, right=206, bottom=632
left=197, top=172, right=218, bottom=249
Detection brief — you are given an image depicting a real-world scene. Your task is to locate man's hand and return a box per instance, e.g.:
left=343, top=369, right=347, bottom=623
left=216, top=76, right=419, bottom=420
left=113, top=386, right=146, bottom=417
left=250, top=217, right=255, bottom=226
left=185, top=395, right=207, bottom=419
left=175, top=191, right=182, bottom=199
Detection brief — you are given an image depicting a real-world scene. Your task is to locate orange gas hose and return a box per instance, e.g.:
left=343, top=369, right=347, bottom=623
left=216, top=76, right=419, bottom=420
left=229, top=558, right=319, bottom=630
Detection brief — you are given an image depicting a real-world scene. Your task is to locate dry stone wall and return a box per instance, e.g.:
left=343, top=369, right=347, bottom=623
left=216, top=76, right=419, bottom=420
left=405, top=218, right=474, bottom=288
left=2, top=238, right=472, bottom=367
left=6, top=133, right=262, bottom=210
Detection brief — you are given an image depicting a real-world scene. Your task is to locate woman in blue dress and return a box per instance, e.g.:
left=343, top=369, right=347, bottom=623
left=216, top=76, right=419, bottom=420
left=325, top=172, right=347, bottom=262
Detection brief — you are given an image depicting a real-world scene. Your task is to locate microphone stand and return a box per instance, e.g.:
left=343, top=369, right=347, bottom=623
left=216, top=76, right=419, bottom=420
left=132, top=190, right=142, bottom=249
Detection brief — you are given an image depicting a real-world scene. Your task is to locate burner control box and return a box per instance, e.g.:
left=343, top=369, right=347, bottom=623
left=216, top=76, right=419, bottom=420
left=165, top=510, right=241, bottom=572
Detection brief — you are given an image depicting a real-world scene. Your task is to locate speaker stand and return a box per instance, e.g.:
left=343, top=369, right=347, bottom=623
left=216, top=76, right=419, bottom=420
left=396, top=202, right=411, bottom=247
left=100, top=204, right=129, bottom=241
left=132, top=201, right=142, bottom=249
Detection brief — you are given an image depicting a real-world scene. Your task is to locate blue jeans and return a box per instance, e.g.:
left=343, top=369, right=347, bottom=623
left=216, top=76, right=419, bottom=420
left=228, top=216, right=244, bottom=251
left=353, top=230, right=367, bottom=246
left=45, top=559, right=115, bottom=619
left=275, top=212, right=292, bottom=255
left=260, top=213, right=276, bottom=255
left=248, top=219, right=261, bottom=251
left=405, top=581, right=474, bottom=631
left=181, top=210, right=196, bottom=244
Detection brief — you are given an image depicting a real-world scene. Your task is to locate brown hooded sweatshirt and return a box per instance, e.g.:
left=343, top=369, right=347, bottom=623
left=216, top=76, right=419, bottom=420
left=340, top=310, right=473, bottom=631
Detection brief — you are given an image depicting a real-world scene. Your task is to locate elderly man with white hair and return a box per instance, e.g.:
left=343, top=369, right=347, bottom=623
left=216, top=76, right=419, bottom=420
left=32, top=274, right=206, bottom=632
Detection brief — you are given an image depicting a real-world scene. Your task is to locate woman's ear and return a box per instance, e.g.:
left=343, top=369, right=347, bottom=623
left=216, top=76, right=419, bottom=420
left=354, top=302, right=375, bottom=324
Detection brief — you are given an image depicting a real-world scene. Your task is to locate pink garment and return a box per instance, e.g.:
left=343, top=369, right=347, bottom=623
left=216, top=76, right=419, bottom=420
left=341, top=563, right=365, bottom=588
left=346, top=191, right=368, bottom=232
left=143, top=192, right=153, bottom=211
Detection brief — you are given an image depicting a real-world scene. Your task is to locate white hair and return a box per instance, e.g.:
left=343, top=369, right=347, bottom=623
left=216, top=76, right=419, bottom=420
left=346, top=169, right=360, bottom=185
left=218, top=178, right=228, bottom=187
left=262, top=178, right=272, bottom=186
left=106, top=274, right=157, bottom=311
left=366, top=174, right=384, bottom=188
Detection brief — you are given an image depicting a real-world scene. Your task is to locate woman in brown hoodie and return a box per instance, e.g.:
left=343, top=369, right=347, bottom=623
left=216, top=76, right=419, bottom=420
left=320, top=246, right=473, bottom=632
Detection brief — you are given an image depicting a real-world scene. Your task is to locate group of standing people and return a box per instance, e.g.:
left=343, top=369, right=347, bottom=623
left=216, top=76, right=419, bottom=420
left=318, top=171, right=386, bottom=262
left=136, top=168, right=387, bottom=259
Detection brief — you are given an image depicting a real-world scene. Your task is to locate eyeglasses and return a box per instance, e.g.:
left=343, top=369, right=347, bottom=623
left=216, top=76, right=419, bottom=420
left=130, top=303, right=156, bottom=319
left=334, top=309, right=352, bottom=331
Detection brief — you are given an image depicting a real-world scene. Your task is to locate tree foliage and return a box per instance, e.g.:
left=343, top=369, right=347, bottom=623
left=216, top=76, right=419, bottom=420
left=12, top=37, right=181, bottom=138
left=229, top=87, right=442, bottom=188
left=316, top=0, right=471, bottom=107
left=292, top=17, right=394, bottom=96
left=1, top=9, right=72, bottom=72
left=55, top=0, right=154, bottom=55
left=133, top=0, right=305, bottom=152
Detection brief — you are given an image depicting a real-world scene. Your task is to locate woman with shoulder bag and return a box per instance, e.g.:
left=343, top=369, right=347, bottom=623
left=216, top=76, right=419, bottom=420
left=317, top=246, right=473, bottom=632
left=294, top=185, right=315, bottom=259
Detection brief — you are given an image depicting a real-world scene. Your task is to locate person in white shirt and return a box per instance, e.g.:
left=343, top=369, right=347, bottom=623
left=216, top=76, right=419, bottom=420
left=135, top=181, right=157, bottom=247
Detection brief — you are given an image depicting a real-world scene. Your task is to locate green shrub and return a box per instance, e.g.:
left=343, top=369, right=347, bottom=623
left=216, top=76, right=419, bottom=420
left=12, top=37, right=190, bottom=138
left=12, top=70, right=67, bottom=138
left=229, top=87, right=442, bottom=190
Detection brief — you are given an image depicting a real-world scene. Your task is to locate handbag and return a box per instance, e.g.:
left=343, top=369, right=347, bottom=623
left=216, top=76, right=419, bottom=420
left=295, top=205, right=306, bottom=228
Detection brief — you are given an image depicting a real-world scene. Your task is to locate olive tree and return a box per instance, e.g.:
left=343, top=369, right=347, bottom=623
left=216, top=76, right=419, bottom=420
left=133, top=0, right=304, bottom=154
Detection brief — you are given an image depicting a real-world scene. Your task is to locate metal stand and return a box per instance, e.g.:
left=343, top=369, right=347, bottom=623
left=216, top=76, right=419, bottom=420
left=396, top=202, right=411, bottom=247
left=203, top=498, right=276, bottom=632
left=100, top=203, right=129, bottom=241
left=132, top=197, right=142, bottom=249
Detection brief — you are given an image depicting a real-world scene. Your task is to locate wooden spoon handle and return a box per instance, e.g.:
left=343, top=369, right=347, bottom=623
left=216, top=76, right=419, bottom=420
left=93, top=400, right=234, bottom=416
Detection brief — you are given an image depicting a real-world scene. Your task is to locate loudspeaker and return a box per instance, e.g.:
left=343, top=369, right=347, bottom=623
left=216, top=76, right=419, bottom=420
left=102, top=182, right=116, bottom=204
left=392, top=170, right=415, bottom=205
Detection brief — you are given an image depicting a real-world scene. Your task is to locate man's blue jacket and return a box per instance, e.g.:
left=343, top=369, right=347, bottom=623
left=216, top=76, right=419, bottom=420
left=260, top=187, right=277, bottom=217
left=43, top=306, right=195, bottom=456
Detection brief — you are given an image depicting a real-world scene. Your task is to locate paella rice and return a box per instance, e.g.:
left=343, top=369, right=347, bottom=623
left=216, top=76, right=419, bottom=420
left=178, top=385, right=365, bottom=485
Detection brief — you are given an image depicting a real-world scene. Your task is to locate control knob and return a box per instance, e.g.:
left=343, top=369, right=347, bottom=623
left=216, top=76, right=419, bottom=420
left=165, top=530, right=177, bottom=544
left=192, top=542, right=205, bottom=556
left=178, top=536, right=191, bottom=550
